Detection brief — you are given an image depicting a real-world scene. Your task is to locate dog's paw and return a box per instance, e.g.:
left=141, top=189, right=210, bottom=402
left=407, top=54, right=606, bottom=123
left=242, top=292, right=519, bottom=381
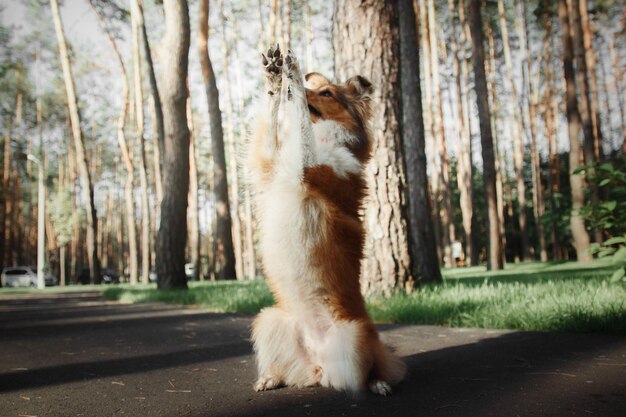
left=261, top=44, right=283, bottom=95
left=254, top=376, right=281, bottom=392
left=283, top=49, right=301, bottom=81
left=369, top=380, right=392, bottom=396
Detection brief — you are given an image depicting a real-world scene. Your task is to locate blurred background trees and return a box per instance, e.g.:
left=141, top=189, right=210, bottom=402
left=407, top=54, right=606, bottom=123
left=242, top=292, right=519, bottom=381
left=0, top=0, right=624, bottom=294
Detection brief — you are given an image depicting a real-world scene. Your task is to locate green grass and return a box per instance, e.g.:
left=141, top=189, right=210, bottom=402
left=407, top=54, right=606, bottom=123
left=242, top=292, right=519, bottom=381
left=15, top=259, right=623, bottom=334
left=367, top=259, right=625, bottom=334
left=103, top=280, right=274, bottom=314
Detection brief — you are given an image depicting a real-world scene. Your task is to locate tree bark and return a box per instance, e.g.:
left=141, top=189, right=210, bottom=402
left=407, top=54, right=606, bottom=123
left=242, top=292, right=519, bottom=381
left=156, top=0, right=191, bottom=289
left=187, top=98, right=200, bottom=282
left=558, top=0, right=592, bottom=262
left=497, top=0, right=529, bottom=261
left=197, top=0, right=237, bottom=280
left=468, top=0, right=503, bottom=270
left=520, top=0, right=547, bottom=261
left=50, top=0, right=101, bottom=283
left=269, top=0, right=278, bottom=45
left=218, top=0, right=244, bottom=280
left=232, top=15, right=257, bottom=280
left=92, top=1, right=139, bottom=284
left=284, top=0, right=291, bottom=50
left=485, top=11, right=507, bottom=265
left=131, top=0, right=152, bottom=284
left=398, top=0, right=442, bottom=284
left=334, top=0, right=412, bottom=294
left=543, top=18, right=562, bottom=261
left=579, top=0, right=604, bottom=161
left=418, top=0, right=442, bottom=263
left=570, top=0, right=602, bottom=244
left=448, top=0, right=475, bottom=266
left=607, top=34, right=626, bottom=155
left=428, top=0, right=456, bottom=268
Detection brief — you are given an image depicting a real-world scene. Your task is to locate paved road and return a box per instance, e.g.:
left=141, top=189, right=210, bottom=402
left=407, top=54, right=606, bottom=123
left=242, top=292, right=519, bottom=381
left=0, top=291, right=624, bottom=417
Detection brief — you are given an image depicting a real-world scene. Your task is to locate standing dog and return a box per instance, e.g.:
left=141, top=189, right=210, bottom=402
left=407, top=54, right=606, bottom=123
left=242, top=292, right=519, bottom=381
left=248, top=45, right=405, bottom=395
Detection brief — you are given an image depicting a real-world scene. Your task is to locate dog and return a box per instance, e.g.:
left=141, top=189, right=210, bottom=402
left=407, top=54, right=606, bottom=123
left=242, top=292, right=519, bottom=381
left=248, top=45, right=406, bottom=395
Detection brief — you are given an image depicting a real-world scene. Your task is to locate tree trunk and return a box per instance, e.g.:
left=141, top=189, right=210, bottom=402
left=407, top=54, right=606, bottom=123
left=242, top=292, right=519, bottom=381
left=131, top=0, right=152, bottom=284
left=334, top=0, right=412, bottom=294
left=468, top=0, right=503, bottom=270
left=579, top=0, right=604, bottom=161
left=398, top=0, right=442, bottom=284
left=607, top=35, right=626, bottom=156
left=520, top=0, right=547, bottom=261
left=284, top=0, right=291, bottom=50
left=544, top=18, right=562, bottom=261
left=428, top=0, right=456, bottom=268
left=419, top=0, right=442, bottom=263
left=156, top=0, right=191, bottom=289
left=218, top=0, right=244, bottom=280
left=197, top=0, right=237, bottom=280
left=448, top=0, right=475, bottom=266
left=305, top=2, right=313, bottom=73
left=269, top=0, right=278, bottom=45
left=570, top=0, right=601, bottom=244
left=187, top=99, right=200, bottom=282
left=497, top=0, right=529, bottom=261
left=50, top=0, right=101, bottom=283
left=558, top=0, right=592, bottom=262
left=232, top=15, right=257, bottom=280
left=1, top=112, right=13, bottom=270
left=485, top=11, right=507, bottom=265
left=92, top=2, right=139, bottom=284
left=136, top=0, right=165, bottom=184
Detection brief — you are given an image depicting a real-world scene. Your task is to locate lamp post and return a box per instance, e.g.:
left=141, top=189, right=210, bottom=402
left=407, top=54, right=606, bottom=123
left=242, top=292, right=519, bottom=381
left=27, top=154, right=45, bottom=290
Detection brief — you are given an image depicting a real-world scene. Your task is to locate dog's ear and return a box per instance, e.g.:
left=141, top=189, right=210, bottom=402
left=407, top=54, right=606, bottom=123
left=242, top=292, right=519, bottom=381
left=344, top=75, right=374, bottom=124
left=305, top=72, right=331, bottom=89
left=344, top=75, right=373, bottom=98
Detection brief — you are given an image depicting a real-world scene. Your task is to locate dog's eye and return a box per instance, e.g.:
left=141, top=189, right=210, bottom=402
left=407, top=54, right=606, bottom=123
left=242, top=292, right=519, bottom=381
left=320, top=90, right=333, bottom=97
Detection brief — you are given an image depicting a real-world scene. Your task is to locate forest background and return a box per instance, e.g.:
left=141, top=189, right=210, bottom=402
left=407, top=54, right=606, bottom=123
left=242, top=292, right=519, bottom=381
left=0, top=0, right=624, bottom=295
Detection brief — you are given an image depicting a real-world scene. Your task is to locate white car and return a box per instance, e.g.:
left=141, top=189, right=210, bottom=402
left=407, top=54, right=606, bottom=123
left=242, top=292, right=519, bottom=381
left=1, top=266, right=58, bottom=288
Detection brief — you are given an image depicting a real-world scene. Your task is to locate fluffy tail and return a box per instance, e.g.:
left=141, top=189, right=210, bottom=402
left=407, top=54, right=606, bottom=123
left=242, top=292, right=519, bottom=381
left=373, top=341, right=406, bottom=386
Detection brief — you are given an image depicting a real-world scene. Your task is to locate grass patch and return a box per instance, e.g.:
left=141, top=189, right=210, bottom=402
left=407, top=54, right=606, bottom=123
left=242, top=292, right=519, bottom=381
left=103, top=280, right=274, bottom=314
left=96, top=260, right=625, bottom=334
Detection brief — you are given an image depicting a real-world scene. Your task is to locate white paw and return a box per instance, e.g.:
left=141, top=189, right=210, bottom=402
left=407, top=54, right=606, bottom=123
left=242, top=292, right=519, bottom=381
left=254, top=376, right=281, bottom=392
left=369, top=380, right=392, bottom=396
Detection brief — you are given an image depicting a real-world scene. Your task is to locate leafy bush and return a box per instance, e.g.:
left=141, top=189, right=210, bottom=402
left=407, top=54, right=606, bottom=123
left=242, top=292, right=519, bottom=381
left=577, top=162, right=626, bottom=283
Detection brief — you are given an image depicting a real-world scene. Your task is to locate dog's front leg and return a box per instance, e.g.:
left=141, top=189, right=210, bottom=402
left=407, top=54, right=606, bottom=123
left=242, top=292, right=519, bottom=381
left=261, top=44, right=283, bottom=159
left=278, top=50, right=316, bottom=175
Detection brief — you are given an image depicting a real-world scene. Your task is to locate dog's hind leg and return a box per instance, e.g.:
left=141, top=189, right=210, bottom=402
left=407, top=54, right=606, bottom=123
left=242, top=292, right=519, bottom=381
left=252, top=307, right=321, bottom=391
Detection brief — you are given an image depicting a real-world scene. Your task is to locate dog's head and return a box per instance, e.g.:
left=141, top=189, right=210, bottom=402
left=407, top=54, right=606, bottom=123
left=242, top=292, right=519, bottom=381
left=305, top=72, right=374, bottom=163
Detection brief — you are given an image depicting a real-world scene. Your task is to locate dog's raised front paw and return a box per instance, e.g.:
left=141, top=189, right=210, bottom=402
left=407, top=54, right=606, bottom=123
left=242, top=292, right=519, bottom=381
left=262, top=44, right=283, bottom=95
left=283, top=49, right=300, bottom=80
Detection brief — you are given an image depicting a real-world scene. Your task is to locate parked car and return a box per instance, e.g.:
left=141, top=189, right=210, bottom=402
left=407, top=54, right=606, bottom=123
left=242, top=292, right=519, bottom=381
left=185, top=263, right=196, bottom=280
left=149, top=264, right=196, bottom=282
left=101, top=269, right=120, bottom=284
left=1, top=266, right=58, bottom=287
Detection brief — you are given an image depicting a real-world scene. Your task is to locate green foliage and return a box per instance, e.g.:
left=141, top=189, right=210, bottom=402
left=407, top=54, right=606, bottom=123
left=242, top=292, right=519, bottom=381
left=576, top=162, right=626, bottom=282
left=576, top=162, right=626, bottom=235
left=49, top=186, right=79, bottom=246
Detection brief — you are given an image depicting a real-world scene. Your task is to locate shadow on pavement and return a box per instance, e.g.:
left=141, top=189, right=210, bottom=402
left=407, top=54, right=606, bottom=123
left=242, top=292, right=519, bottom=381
left=210, top=330, right=625, bottom=417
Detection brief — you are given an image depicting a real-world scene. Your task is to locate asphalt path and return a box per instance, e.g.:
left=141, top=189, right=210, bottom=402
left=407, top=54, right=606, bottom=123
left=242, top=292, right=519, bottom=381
left=0, top=291, right=624, bottom=417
